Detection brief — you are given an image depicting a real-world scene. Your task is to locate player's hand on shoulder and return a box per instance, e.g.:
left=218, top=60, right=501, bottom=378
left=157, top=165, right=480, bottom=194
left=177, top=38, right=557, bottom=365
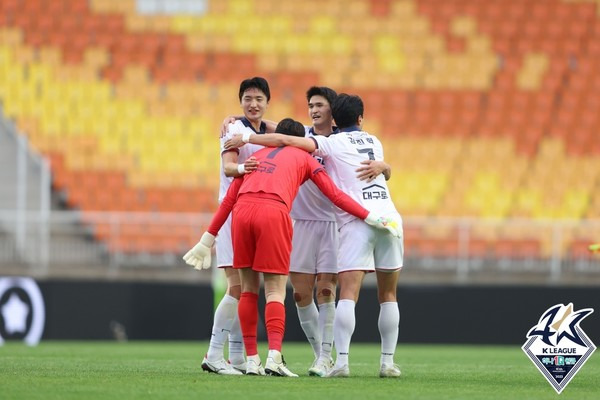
left=220, top=116, right=238, bottom=138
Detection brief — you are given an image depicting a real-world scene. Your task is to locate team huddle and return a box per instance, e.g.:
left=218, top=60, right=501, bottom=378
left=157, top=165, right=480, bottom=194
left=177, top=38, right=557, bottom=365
left=183, top=77, right=404, bottom=378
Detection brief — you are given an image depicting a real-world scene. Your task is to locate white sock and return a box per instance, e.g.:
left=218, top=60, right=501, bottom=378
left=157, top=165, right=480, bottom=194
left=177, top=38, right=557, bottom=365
left=333, top=299, right=355, bottom=368
left=318, top=301, right=335, bottom=359
left=228, top=312, right=245, bottom=365
left=206, top=294, right=238, bottom=361
left=297, top=302, right=321, bottom=358
left=378, top=302, right=399, bottom=365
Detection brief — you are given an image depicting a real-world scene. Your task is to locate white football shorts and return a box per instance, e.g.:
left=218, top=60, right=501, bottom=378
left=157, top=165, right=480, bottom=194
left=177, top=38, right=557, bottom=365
left=337, top=215, right=404, bottom=273
left=215, top=213, right=233, bottom=268
left=290, top=220, right=338, bottom=275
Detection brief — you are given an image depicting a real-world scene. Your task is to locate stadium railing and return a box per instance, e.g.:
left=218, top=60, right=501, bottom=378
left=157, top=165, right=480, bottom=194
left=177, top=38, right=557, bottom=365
left=0, top=210, right=598, bottom=285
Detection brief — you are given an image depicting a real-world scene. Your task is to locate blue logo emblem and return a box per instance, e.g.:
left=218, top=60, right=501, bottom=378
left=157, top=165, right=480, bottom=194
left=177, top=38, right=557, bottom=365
left=522, top=303, right=595, bottom=394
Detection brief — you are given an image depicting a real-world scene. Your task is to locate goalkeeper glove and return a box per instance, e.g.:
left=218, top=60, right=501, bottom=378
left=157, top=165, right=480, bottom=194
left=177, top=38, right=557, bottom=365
left=183, top=232, right=215, bottom=270
left=364, top=212, right=402, bottom=238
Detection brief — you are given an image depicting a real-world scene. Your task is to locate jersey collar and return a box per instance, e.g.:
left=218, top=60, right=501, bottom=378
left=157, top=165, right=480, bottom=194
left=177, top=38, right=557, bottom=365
left=241, top=117, right=267, bottom=134
left=308, top=126, right=339, bottom=136
left=339, top=125, right=360, bottom=133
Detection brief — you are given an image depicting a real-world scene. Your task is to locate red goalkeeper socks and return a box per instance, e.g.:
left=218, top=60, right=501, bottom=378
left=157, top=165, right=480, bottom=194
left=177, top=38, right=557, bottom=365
left=238, top=292, right=259, bottom=356
left=265, top=301, right=285, bottom=352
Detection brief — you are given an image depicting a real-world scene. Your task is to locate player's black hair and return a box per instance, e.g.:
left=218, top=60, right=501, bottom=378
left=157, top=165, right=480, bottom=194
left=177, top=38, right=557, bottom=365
left=238, top=77, right=271, bottom=102
left=331, top=93, right=364, bottom=129
left=306, top=86, right=337, bottom=106
left=275, top=118, right=305, bottom=137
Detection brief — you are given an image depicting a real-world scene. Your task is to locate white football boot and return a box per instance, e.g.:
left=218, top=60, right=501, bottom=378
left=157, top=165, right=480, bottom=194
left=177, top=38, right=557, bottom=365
left=379, top=363, right=401, bottom=378
left=308, top=357, right=334, bottom=377
left=201, top=356, right=243, bottom=375
left=264, top=350, right=299, bottom=377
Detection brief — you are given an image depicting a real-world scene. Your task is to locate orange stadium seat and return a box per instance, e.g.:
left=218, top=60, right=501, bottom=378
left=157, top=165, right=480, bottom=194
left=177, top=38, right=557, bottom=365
left=1, top=0, right=600, bottom=256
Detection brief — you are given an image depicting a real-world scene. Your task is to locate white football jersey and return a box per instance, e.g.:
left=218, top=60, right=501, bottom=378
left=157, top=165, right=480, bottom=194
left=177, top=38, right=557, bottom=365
left=312, top=127, right=398, bottom=228
left=218, top=118, right=265, bottom=203
left=290, top=126, right=336, bottom=222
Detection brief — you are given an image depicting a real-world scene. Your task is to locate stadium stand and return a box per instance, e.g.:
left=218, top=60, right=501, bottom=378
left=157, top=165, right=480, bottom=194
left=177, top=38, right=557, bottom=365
left=0, top=0, right=599, bottom=270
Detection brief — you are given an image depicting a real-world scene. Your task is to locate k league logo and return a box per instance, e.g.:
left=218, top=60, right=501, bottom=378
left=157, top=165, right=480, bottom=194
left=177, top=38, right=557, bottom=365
left=522, top=303, right=596, bottom=394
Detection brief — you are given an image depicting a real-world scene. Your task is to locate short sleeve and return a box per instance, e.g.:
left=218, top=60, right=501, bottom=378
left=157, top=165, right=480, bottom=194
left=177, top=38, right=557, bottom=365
left=221, top=122, right=241, bottom=154
left=312, top=135, right=333, bottom=158
left=373, top=136, right=384, bottom=161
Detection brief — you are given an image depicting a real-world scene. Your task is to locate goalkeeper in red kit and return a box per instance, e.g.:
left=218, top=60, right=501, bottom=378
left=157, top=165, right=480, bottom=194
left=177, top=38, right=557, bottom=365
left=184, top=118, right=399, bottom=377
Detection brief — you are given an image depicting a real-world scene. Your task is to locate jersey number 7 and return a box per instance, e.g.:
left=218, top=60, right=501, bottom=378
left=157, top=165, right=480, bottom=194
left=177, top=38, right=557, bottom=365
left=357, top=148, right=375, bottom=160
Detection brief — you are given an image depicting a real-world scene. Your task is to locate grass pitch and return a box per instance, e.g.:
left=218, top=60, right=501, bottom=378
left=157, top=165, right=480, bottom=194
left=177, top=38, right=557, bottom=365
left=1, top=341, right=598, bottom=400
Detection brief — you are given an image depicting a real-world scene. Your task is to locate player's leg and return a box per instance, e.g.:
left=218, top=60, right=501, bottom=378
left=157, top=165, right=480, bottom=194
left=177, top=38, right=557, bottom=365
left=205, top=268, right=241, bottom=361
left=202, top=216, right=243, bottom=375
left=290, top=271, right=320, bottom=358
left=223, top=268, right=245, bottom=371
left=375, top=269, right=401, bottom=377
left=328, top=220, right=374, bottom=378
left=309, top=272, right=336, bottom=376
left=263, top=273, right=288, bottom=353
left=252, top=200, right=297, bottom=377
left=231, top=202, right=265, bottom=375
left=374, top=221, right=404, bottom=378
left=329, top=269, right=364, bottom=377
left=237, top=267, right=263, bottom=375
left=202, top=267, right=244, bottom=374
left=263, top=273, right=298, bottom=377
left=289, top=220, right=322, bottom=359
left=313, top=221, right=339, bottom=371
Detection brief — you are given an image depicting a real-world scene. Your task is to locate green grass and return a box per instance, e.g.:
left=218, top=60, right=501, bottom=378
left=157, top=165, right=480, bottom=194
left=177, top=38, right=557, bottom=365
left=0, top=341, right=598, bottom=400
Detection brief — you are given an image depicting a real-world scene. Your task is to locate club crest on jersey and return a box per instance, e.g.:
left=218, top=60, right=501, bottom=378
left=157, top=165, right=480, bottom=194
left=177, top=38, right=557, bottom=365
left=361, top=183, right=388, bottom=200
left=522, top=303, right=595, bottom=394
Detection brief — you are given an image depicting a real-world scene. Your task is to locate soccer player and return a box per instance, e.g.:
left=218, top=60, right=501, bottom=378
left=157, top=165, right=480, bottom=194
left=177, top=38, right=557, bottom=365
left=200, top=77, right=270, bottom=376
left=218, top=88, right=391, bottom=376
left=289, top=86, right=391, bottom=377
left=224, top=94, right=404, bottom=378
left=184, top=118, right=399, bottom=377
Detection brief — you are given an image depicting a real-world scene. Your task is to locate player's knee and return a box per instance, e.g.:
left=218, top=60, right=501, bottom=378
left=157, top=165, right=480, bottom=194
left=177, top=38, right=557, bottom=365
left=377, top=291, right=396, bottom=304
left=227, top=284, right=242, bottom=299
left=293, top=291, right=304, bottom=303
left=317, top=285, right=336, bottom=301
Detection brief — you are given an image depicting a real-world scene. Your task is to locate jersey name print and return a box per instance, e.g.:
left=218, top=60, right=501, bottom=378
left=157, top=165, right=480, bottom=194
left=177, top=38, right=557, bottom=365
left=313, top=128, right=398, bottom=228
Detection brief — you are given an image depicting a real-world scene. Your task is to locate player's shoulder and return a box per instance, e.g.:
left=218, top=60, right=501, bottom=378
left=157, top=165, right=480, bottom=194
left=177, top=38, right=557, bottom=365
left=233, top=119, right=252, bottom=132
left=304, top=125, right=312, bottom=137
left=224, top=120, right=244, bottom=137
left=357, top=129, right=381, bottom=142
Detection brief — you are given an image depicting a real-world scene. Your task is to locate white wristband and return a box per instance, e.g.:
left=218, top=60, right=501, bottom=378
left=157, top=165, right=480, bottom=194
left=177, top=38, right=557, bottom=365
left=242, top=131, right=253, bottom=143
left=237, top=163, right=246, bottom=174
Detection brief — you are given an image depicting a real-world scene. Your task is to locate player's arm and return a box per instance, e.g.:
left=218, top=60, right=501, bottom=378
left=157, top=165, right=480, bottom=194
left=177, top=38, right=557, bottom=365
left=308, top=158, right=401, bottom=237
left=310, top=167, right=369, bottom=219
left=207, top=177, right=242, bottom=235
left=263, top=119, right=278, bottom=133
left=225, top=133, right=316, bottom=153
left=222, top=151, right=258, bottom=177
left=183, top=178, right=243, bottom=270
left=356, top=160, right=392, bottom=182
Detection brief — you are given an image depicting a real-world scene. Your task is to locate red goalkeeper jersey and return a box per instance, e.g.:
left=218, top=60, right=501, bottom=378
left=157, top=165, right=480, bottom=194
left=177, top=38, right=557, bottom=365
left=207, top=146, right=369, bottom=235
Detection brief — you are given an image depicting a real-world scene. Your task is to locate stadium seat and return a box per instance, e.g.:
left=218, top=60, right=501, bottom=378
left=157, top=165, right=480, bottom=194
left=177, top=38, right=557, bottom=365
left=1, top=0, right=600, bottom=256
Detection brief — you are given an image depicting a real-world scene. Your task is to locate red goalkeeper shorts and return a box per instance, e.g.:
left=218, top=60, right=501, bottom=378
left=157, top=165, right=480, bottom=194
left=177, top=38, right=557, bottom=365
left=231, top=194, right=292, bottom=275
